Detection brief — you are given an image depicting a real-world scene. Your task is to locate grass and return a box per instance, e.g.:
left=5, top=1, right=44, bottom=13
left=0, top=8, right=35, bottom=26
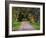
left=12, top=18, right=40, bottom=31
left=31, top=22, right=40, bottom=30
left=12, top=19, right=21, bottom=31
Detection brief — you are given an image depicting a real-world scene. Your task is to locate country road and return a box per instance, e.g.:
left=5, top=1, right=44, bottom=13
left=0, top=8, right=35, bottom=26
left=19, top=21, right=35, bottom=31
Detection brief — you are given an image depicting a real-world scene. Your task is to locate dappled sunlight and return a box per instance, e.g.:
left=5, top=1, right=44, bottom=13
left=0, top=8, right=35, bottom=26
left=12, top=7, right=40, bottom=31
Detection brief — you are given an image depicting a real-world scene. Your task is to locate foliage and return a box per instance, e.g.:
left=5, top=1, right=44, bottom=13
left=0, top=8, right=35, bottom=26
left=12, top=19, right=21, bottom=31
left=31, top=21, right=40, bottom=30
left=12, top=7, right=40, bottom=31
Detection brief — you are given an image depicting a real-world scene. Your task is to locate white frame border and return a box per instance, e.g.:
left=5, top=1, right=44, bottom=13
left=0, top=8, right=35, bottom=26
left=9, top=3, right=43, bottom=35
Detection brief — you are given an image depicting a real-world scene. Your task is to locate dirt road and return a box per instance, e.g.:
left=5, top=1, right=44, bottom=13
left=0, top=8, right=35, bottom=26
left=19, top=21, right=35, bottom=31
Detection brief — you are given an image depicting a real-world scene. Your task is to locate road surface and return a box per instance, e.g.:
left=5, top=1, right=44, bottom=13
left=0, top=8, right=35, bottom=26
left=19, top=21, right=35, bottom=31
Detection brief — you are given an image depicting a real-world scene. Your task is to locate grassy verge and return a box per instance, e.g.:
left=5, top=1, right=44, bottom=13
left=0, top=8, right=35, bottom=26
left=31, top=22, right=40, bottom=30
left=12, top=20, right=21, bottom=31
